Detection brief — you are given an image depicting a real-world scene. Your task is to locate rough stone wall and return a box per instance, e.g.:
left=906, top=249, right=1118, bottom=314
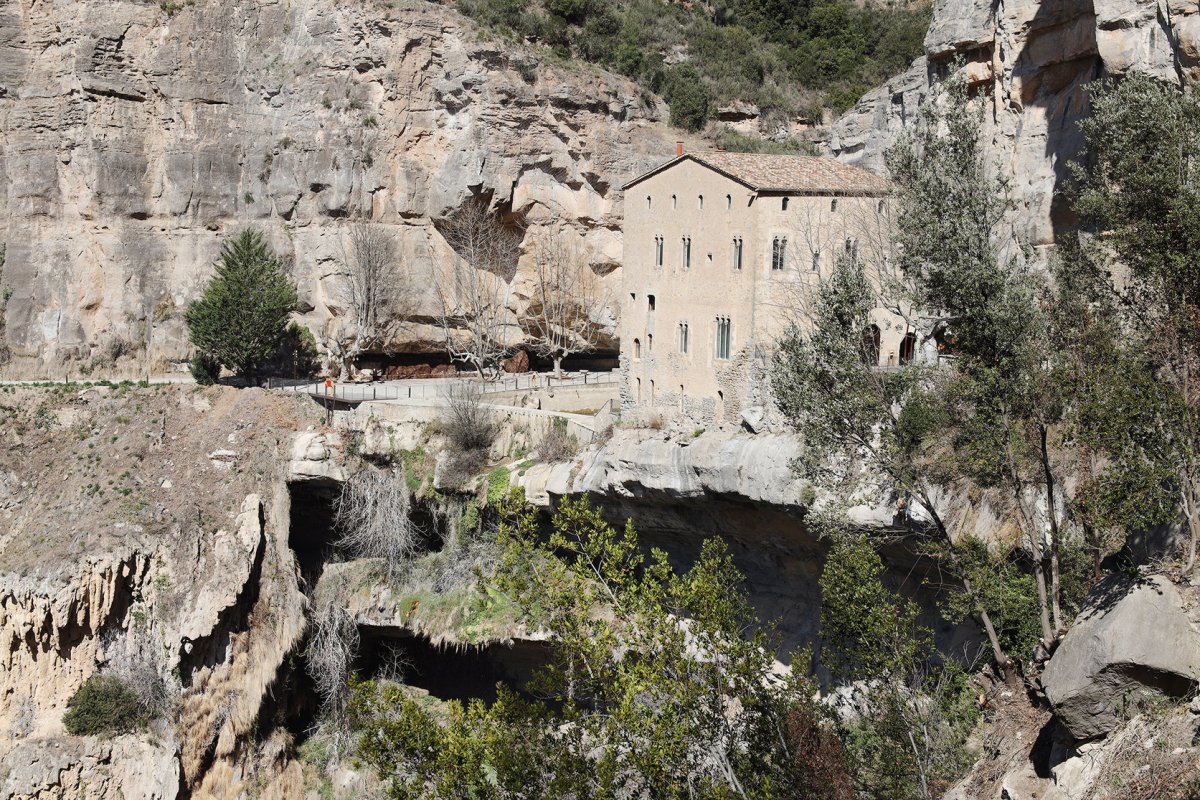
left=830, top=0, right=1200, bottom=246
left=0, top=0, right=676, bottom=375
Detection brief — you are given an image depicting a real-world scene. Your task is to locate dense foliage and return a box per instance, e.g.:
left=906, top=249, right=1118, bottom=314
left=185, top=228, right=298, bottom=381
left=350, top=492, right=856, bottom=798
left=818, top=528, right=980, bottom=799
left=63, top=674, right=150, bottom=736
left=457, top=0, right=931, bottom=127
left=1069, top=74, right=1200, bottom=574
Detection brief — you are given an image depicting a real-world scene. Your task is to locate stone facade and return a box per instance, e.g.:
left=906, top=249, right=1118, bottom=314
left=618, top=152, right=896, bottom=424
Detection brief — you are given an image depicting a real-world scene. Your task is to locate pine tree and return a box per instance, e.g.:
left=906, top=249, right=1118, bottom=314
left=185, top=229, right=298, bottom=381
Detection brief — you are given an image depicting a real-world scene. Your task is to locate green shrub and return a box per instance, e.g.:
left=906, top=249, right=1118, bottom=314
left=486, top=466, right=511, bottom=503
left=663, top=64, right=711, bottom=131
left=189, top=352, right=221, bottom=385
left=455, top=0, right=930, bottom=125
left=63, top=675, right=147, bottom=735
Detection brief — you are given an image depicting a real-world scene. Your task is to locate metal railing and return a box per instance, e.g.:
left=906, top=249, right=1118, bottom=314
left=265, top=370, right=619, bottom=405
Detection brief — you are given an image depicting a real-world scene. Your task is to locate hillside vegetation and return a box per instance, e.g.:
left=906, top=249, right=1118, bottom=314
left=457, top=0, right=932, bottom=133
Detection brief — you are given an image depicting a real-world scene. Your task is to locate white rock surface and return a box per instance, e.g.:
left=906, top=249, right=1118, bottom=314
left=1042, top=575, right=1200, bottom=741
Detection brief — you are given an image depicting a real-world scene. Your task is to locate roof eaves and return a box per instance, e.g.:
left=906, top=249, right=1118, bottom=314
left=621, top=153, right=761, bottom=192
left=757, top=186, right=891, bottom=197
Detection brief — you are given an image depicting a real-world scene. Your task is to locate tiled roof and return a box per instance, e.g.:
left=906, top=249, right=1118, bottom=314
left=623, top=152, right=890, bottom=196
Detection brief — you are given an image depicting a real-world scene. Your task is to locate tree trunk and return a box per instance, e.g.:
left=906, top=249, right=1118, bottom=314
left=918, top=490, right=1017, bottom=682
left=1183, top=481, right=1200, bottom=574
left=1009, top=467, right=1054, bottom=646
left=1039, top=425, right=1063, bottom=633
left=554, top=355, right=563, bottom=380
left=1032, top=558, right=1053, bottom=647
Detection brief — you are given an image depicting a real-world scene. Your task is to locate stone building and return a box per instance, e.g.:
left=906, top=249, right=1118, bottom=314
left=619, top=150, right=899, bottom=426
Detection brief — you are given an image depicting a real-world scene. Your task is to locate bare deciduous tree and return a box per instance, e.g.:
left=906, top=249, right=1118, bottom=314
left=335, top=464, right=420, bottom=582
left=524, top=229, right=612, bottom=378
left=331, top=222, right=408, bottom=377
left=434, top=202, right=523, bottom=379
left=306, top=601, right=359, bottom=736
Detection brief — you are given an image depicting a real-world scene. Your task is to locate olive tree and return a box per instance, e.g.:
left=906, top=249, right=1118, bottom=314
left=769, top=251, right=1015, bottom=675
left=1070, top=74, right=1200, bottom=574
left=886, top=77, right=1071, bottom=646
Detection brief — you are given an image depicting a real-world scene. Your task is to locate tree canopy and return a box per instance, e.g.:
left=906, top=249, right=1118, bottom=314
left=350, top=492, right=855, bottom=798
left=185, top=229, right=298, bottom=380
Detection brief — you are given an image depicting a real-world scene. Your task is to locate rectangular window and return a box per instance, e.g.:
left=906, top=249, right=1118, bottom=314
left=682, top=236, right=692, bottom=269
left=655, top=235, right=664, bottom=268
left=771, top=237, right=787, bottom=270
left=678, top=322, right=689, bottom=354
left=715, top=316, right=731, bottom=360
left=731, top=237, right=743, bottom=270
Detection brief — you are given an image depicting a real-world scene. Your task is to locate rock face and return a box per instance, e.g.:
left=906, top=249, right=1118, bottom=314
left=0, top=735, right=179, bottom=800
left=1041, top=575, right=1200, bottom=741
left=0, top=0, right=674, bottom=374
left=0, top=386, right=320, bottom=795
left=831, top=0, right=1200, bottom=246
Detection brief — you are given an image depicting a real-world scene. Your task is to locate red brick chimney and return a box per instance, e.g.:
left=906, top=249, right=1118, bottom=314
left=676, top=141, right=683, bottom=156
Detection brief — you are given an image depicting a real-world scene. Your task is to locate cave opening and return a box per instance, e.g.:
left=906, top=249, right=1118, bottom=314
left=355, top=626, right=553, bottom=704
left=287, top=480, right=341, bottom=590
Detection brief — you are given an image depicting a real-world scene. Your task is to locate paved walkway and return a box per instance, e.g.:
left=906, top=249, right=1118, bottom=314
left=268, top=370, right=619, bottom=406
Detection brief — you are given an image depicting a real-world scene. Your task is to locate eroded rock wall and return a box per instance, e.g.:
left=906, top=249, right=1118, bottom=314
left=0, top=0, right=675, bottom=374
left=831, top=0, right=1200, bottom=246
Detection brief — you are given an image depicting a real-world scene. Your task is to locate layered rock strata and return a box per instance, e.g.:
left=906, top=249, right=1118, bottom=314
left=0, top=0, right=676, bottom=373
left=831, top=0, right=1200, bottom=246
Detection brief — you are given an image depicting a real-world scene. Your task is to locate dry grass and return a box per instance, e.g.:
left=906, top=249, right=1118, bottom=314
left=537, top=418, right=579, bottom=462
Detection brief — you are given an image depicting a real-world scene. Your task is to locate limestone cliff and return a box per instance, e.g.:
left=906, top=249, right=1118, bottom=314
left=831, top=0, right=1200, bottom=246
left=0, top=0, right=677, bottom=375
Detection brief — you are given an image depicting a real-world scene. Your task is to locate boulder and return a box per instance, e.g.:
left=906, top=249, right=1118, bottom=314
left=502, top=350, right=531, bottom=374
left=1042, top=575, right=1200, bottom=741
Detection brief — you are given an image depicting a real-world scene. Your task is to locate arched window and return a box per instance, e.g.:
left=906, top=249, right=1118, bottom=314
left=726, top=194, right=732, bottom=210
left=681, top=235, right=692, bottom=269
left=678, top=322, right=690, bottom=354
left=831, top=198, right=838, bottom=213
left=782, top=197, right=789, bottom=211
left=877, top=199, right=885, bottom=214
left=634, top=338, right=642, bottom=359
left=715, top=316, right=732, bottom=359
left=647, top=195, right=652, bottom=209
left=899, top=332, right=917, bottom=366
left=698, top=194, right=704, bottom=209
left=647, top=334, right=653, bottom=353
left=771, top=236, right=787, bottom=271
left=654, top=235, right=664, bottom=268
left=731, top=236, right=743, bottom=270
left=672, top=194, right=677, bottom=209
